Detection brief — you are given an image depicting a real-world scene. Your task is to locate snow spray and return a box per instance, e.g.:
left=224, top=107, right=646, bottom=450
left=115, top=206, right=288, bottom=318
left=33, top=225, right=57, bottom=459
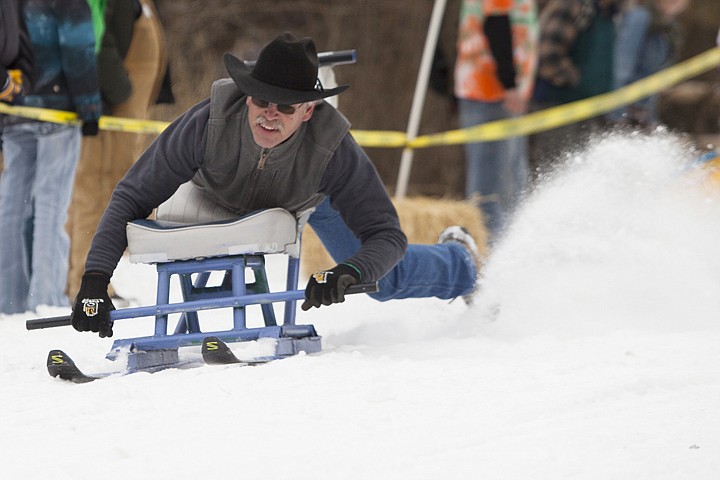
left=473, top=131, right=720, bottom=335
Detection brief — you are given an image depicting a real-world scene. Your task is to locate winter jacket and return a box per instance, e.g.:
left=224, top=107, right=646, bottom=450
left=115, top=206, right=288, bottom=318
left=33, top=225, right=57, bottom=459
left=98, top=0, right=141, bottom=108
left=9, top=0, right=101, bottom=124
left=454, top=0, right=538, bottom=102
left=85, top=83, right=408, bottom=283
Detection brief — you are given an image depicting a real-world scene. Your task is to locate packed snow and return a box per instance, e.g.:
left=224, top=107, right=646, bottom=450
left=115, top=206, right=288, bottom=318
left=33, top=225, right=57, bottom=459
left=2, top=132, right=720, bottom=479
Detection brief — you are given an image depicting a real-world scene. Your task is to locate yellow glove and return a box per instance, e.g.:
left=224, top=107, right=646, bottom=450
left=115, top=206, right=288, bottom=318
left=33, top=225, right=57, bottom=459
left=0, top=69, right=24, bottom=102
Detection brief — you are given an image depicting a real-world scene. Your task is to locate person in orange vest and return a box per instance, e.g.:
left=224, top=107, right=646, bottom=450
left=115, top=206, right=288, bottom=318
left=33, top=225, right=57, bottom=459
left=454, top=0, right=539, bottom=242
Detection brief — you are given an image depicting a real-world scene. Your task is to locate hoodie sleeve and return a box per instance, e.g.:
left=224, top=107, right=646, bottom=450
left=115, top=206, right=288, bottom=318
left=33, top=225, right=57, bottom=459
left=318, top=134, right=408, bottom=282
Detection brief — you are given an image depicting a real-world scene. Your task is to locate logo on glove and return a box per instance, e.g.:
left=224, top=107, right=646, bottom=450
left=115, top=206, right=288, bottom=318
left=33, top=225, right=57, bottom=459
left=311, top=271, right=333, bottom=284
left=82, top=298, right=104, bottom=317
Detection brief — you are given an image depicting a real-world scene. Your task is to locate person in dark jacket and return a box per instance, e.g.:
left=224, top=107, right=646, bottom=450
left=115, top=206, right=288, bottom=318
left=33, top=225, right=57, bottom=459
left=0, top=0, right=34, bottom=172
left=530, top=0, right=619, bottom=169
left=0, top=0, right=34, bottom=103
left=70, top=32, right=482, bottom=338
left=66, top=0, right=168, bottom=299
left=0, top=0, right=102, bottom=315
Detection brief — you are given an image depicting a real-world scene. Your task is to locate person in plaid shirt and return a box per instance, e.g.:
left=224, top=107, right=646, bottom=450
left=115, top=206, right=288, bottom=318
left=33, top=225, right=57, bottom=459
left=530, top=0, right=619, bottom=168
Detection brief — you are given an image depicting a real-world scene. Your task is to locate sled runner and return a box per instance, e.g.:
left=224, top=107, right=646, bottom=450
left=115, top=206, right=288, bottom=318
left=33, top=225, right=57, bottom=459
left=45, top=337, right=265, bottom=383
left=27, top=182, right=376, bottom=376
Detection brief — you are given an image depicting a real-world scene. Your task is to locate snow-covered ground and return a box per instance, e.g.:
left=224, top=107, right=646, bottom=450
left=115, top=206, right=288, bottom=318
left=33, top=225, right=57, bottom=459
left=2, top=133, right=720, bottom=479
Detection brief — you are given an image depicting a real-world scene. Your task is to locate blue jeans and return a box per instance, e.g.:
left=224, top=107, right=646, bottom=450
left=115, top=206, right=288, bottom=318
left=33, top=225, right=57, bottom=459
left=308, top=197, right=476, bottom=301
left=459, top=99, right=529, bottom=240
left=0, top=122, right=81, bottom=313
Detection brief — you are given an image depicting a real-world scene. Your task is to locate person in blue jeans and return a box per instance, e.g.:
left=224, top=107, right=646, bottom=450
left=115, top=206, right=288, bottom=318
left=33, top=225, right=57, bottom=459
left=609, top=0, right=689, bottom=127
left=454, top=0, right=538, bottom=241
left=0, top=0, right=102, bottom=314
left=69, top=33, right=482, bottom=338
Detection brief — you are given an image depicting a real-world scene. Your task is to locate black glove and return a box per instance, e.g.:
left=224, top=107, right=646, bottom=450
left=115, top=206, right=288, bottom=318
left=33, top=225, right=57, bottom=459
left=81, top=120, right=99, bottom=136
left=302, top=263, right=360, bottom=311
left=71, top=272, right=115, bottom=338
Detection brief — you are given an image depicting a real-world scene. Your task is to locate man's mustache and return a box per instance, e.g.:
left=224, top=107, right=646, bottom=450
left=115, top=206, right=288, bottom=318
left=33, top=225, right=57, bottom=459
left=253, top=116, right=284, bottom=132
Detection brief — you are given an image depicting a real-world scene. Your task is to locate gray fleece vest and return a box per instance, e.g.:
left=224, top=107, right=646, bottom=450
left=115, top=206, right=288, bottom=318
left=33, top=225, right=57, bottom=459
left=192, top=78, right=351, bottom=217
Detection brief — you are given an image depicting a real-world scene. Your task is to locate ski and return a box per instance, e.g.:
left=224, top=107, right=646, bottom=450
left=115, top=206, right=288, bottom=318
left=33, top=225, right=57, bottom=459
left=46, top=337, right=269, bottom=382
left=47, top=350, right=113, bottom=383
left=201, top=336, right=266, bottom=366
left=46, top=349, right=203, bottom=383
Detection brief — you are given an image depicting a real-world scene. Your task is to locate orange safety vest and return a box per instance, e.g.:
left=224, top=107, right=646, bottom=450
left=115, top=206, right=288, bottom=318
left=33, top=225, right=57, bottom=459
left=454, top=0, right=538, bottom=102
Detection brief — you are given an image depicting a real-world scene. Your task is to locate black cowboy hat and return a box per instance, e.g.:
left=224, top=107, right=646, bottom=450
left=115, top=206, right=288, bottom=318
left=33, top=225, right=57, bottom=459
left=224, top=32, right=349, bottom=105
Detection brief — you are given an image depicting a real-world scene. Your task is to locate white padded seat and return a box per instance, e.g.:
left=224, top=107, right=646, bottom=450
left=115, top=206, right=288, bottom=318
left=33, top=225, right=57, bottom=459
left=155, top=181, right=237, bottom=224
left=126, top=208, right=298, bottom=264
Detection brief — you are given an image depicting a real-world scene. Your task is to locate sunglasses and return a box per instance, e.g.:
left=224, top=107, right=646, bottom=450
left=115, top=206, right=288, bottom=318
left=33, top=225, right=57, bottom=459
left=250, top=97, right=302, bottom=115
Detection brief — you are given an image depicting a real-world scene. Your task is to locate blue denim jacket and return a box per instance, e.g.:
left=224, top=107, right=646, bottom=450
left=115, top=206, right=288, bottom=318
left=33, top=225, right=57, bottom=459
left=13, top=0, right=101, bottom=123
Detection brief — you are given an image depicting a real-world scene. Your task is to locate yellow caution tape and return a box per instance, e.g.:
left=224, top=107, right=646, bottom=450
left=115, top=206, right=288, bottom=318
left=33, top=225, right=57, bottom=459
left=349, top=129, right=407, bottom=148
left=98, top=115, right=169, bottom=135
left=0, top=102, right=171, bottom=134
left=1, top=47, right=718, bottom=146
left=408, top=46, right=720, bottom=148
left=0, top=103, right=80, bottom=124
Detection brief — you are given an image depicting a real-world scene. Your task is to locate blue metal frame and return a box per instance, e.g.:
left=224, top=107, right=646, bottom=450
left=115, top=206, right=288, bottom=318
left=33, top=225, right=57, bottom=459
left=105, top=252, right=320, bottom=366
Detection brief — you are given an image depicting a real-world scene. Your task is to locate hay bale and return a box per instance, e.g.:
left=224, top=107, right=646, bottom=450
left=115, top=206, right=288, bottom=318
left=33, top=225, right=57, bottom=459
left=300, top=226, right=333, bottom=275
left=300, top=196, right=488, bottom=275
left=393, top=196, right=488, bottom=250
